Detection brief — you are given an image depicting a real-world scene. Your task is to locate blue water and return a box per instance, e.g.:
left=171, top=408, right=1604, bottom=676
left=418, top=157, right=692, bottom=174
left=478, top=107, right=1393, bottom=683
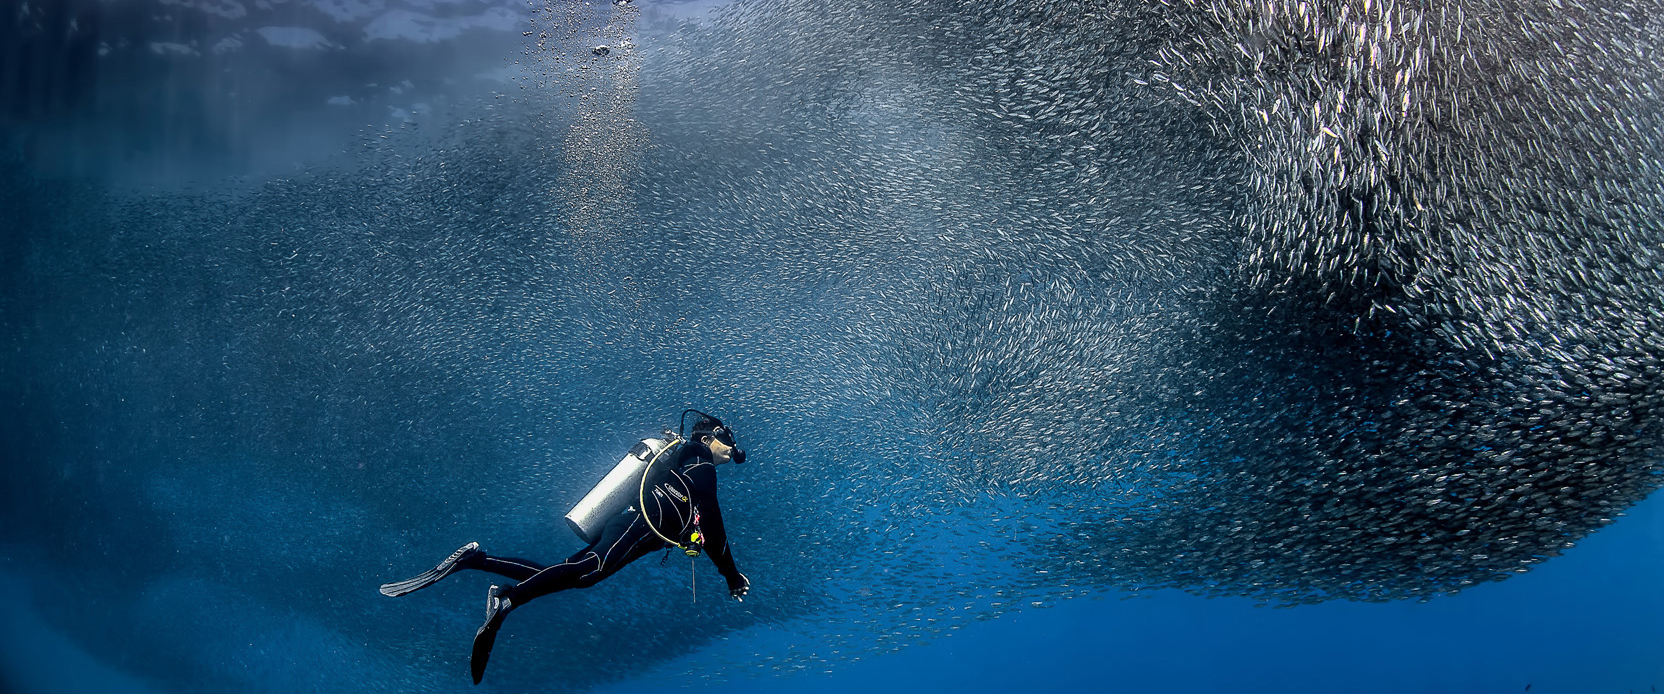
left=599, top=494, right=1664, bottom=694
left=5, top=493, right=1661, bottom=693
left=5, top=0, right=1664, bottom=692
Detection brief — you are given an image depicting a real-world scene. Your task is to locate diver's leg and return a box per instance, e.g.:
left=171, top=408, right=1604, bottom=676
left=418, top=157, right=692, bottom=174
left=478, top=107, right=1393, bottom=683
left=467, top=554, right=548, bottom=582
left=380, top=545, right=552, bottom=597
left=504, top=512, right=663, bottom=604
left=471, top=514, right=664, bottom=682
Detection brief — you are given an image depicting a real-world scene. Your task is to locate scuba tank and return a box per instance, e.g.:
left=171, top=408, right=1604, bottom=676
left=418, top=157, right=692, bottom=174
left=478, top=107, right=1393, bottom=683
left=562, top=410, right=744, bottom=548
left=563, top=435, right=679, bottom=544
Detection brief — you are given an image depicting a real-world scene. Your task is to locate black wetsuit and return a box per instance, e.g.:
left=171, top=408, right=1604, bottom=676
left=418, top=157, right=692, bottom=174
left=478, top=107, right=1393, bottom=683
left=460, top=443, right=744, bottom=603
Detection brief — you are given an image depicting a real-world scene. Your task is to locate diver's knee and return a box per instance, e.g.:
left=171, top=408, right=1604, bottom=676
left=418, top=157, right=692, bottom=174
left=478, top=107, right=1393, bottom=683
left=571, top=569, right=609, bottom=589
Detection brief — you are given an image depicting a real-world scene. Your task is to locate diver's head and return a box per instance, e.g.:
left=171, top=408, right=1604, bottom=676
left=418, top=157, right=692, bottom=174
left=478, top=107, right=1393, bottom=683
left=701, top=434, right=737, bottom=464
left=692, top=414, right=747, bottom=465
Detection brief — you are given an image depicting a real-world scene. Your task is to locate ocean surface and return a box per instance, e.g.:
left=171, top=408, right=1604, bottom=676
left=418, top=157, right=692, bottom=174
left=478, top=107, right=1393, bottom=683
left=3, top=0, right=1662, bottom=692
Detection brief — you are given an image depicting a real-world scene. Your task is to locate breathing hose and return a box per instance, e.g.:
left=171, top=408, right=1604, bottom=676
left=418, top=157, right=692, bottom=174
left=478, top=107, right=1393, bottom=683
left=638, top=434, right=697, bottom=555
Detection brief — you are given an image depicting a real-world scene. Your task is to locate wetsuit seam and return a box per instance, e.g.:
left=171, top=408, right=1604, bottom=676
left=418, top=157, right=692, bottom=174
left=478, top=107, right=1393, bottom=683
left=495, top=559, right=542, bottom=572
left=544, top=552, right=599, bottom=578
left=587, top=514, right=641, bottom=578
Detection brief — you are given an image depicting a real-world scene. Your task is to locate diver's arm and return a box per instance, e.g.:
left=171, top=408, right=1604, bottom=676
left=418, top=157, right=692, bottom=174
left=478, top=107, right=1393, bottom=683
left=687, top=463, right=750, bottom=600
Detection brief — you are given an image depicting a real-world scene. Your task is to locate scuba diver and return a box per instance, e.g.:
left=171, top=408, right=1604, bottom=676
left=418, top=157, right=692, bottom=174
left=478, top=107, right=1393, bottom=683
left=378, top=411, right=752, bottom=684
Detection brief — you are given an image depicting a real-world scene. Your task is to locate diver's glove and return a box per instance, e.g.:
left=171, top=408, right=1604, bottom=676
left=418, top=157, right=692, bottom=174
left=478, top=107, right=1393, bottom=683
left=728, top=573, right=750, bottom=602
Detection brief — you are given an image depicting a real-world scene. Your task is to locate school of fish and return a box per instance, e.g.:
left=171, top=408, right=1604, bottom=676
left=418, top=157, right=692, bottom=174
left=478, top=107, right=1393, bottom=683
left=4, top=0, right=1662, bottom=688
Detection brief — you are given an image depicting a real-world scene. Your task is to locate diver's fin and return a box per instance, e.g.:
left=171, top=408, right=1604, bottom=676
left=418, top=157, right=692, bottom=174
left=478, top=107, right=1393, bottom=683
left=471, top=584, right=514, bottom=685
left=379, top=542, right=480, bottom=597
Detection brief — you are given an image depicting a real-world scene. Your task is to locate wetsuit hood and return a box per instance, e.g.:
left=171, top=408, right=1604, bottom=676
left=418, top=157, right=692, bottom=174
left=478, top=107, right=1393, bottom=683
left=689, top=412, right=745, bottom=464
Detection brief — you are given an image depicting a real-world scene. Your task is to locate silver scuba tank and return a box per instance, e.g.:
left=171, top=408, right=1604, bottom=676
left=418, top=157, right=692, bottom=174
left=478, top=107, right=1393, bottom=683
left=563, top=436, right=677, bottom=544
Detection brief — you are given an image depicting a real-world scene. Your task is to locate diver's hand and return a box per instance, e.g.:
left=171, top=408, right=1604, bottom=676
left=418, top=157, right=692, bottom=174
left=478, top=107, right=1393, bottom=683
left=728, top=573, right=750, bottom=602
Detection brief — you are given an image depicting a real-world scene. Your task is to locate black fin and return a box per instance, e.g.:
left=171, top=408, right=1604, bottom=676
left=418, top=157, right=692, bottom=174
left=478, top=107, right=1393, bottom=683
left=379, top=542, right=479, bottom=597
left=471, top=584, right=513, bottom=684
